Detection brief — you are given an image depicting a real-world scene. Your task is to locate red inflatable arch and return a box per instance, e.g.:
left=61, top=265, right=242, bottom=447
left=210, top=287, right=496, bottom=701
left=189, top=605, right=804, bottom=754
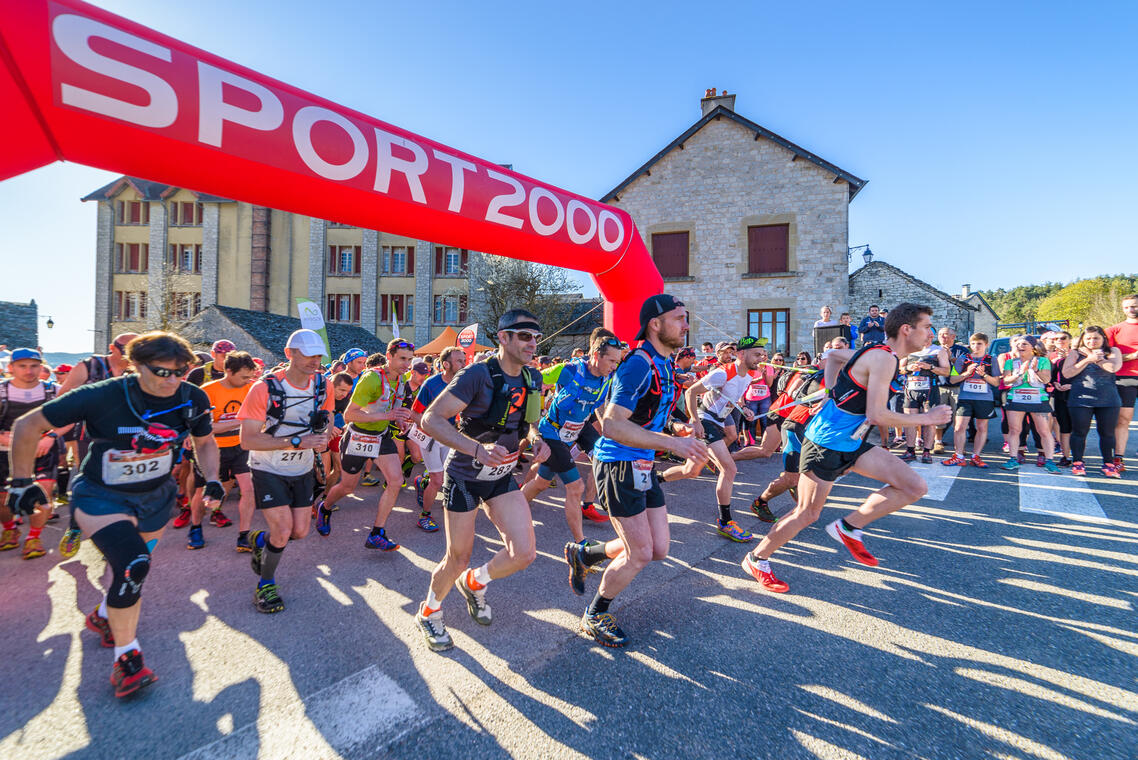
left=0, top=0, right=662, bottom=339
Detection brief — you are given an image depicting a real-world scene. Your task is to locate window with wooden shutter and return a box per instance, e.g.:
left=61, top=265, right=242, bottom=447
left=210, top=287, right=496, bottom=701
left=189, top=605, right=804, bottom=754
left=460, top=249, right=469, bottom=274
left=327, top=295, right=335, bottom=319
left=381, top=294, right=389, bottom=321
left=115, top=243, right=124, bottom=272
left=328, top=246, right=336, bottom=274
left=458, top=295, right=468, bottom=323
left=747, top=224, right=789, bottom=274
left=651, top=232, right=689, bottom=278
left=407, top=247, right=415, bottom=275
left=406, top=295, right=414, bottom=323
left=433, top=295, right=442, bottom=323
left=195, top=244, right=202, bottom=273
left=142, top=244, right=149, bottom=270
left=352, top=294, right=361, bottom=323
left=353, top=246, right=361, bottom=275
left=434, top=246, right=443, bottom=276
left=130, top=202, right=141, bottom=224
left=128, top=243, right=140, bottom=271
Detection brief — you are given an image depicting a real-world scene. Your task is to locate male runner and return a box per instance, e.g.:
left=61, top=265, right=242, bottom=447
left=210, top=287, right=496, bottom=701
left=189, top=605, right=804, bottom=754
left=9, top=332, right=221, bottom=697
left=415, top=310, right=548, bottom=652
left=186, top=339, right=234, bottom=387
left=900, top=328, right=949, bottom=463
left=237, top=329, right=333, bottom=613
left=315, top=338, right=415, bottom=542
left=1, top=348, right=67, bottom=558
left=933, top=327, right=969, bottom=454
left=187, top=351, right=258, bottom=550
left=522, top=334, right=621, bottom=543
left=410, top=346, right=467, bottom=532
left=942, top=333, right=998, bottom=468
left=567, top=295, right=708, bottom=647
left=741, top=303, right=951, bottom=592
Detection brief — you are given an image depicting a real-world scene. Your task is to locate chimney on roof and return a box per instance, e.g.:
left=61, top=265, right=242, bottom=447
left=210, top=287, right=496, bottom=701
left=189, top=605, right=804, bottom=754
left=701, top=87, right=736, bottom=116
left=961, top=284, right=971, bottom=299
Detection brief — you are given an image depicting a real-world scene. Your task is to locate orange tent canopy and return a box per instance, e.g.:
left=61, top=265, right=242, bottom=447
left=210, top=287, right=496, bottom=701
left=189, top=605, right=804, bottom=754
left=414, top=326, right=493, bottom=356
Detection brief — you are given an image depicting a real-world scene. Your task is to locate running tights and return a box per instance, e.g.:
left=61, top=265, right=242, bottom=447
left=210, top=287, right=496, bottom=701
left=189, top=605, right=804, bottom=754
left=1068, top=406, right=1120, bottom=463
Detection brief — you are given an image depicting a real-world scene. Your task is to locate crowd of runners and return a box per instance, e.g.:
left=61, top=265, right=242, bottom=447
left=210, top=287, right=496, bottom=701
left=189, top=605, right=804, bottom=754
left=2, top=292, right=1135, bottom=698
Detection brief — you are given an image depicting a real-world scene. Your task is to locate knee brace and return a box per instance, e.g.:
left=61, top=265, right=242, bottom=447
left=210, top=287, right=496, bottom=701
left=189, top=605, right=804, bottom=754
left=90, top=521, right=151, bottom=609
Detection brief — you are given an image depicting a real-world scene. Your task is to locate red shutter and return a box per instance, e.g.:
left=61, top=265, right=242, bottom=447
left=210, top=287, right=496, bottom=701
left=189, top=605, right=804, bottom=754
left=129, top=202, right=140, bottom=224
left=128, top=243, right=139, bottom=271
left=142, top=244, right=149, bottom=270
left=651, top=232, right=689, bottom=278
left=195, top=202, right=203, bottom=224
left=435, top=246, right=443, bottom=275
left=115, top=243, right=123, bottom=271
left=353, top=245, right=361, bottom=274
left=460, top=249, right=469, bottom=273
left=407, top=246, right=415, bottom=274
left=328, top=245, right=336, bottom=274
left=747, top=225, right=789, bottom=274
left=353, top=294, right=361, bottom=323
left=195, top=244, right=202, bottom=273
left=458, top=295, right=468, bottom=323
left=327, top=295, right=335, bottom=320
left=381, top=294, right=389, bottom=321
left=143, top=203, right=150, bottom=224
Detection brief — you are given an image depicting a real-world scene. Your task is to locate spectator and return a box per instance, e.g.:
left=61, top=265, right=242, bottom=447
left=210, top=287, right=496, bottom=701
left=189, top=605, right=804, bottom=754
left=858, top=305, right=886, bottom=346
left=813, top=306, right=838, bottom=328
left=840, top=312, right=858, bottom=344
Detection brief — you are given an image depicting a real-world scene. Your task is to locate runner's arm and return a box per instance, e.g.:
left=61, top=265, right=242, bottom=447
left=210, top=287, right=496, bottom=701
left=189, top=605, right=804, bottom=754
left=599, top=402, right=707, bottom=461
left=932, top=349, right=951, bottom=376
left=420, top=389, right=481, bottom=458
left=192, top=434, right=221, bottom=482
left=55, top=362, right=88, bottom=395
left=1102, top=348, right=1123, bottom=373
left=344, top=402, right=406, bottom=424
left=824, top=348, right=855, bottom=388
left=8, top=409, right=55, bottom=480
left=864, top=352, right=941, bottom=428
left=238, top=418, right=324, bottom=451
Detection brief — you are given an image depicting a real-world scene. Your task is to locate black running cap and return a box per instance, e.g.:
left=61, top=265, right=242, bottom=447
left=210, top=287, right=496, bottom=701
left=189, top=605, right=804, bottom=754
left=635, top=294, right=684, bottom=340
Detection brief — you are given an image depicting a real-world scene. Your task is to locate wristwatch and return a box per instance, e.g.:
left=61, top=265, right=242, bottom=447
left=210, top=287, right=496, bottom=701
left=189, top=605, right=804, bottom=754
left=289, top=435, right=302, bottom=449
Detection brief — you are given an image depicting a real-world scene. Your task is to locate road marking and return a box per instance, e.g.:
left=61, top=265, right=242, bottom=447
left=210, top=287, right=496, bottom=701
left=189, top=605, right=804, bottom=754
left=1018, top=469, right=1107, bottom=521
left=903, top=461, right=963, bottom=501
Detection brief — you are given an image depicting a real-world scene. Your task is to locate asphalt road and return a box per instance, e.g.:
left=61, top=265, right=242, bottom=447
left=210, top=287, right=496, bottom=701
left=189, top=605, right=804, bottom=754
left=2, top=424, right=1136, bottom=760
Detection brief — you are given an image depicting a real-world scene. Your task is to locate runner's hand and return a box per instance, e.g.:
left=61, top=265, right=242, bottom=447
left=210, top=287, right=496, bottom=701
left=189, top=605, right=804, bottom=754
left=529, top=437, right=550, bottom=463
left=474, top=443, right=510, bottom=468
left=690, top=419, right=705, bottom=440
left=300, top=433, right=330, bottom=450
left=203, top=480, right=225, bottom=507
left=34, top=436, right=55, bottom=458
left=670, top=422, right=694, bottom=437
left=1090, top=349, right=1105, bottom=363
left=741, top=407, right=755, bottom=421
left=6, top=480, right=47, bottom=516
left=670, top=436, right=708, bottom=465
left=926, top=404, right=953, bottom=425
left=389, top=408, right=412, bottom=424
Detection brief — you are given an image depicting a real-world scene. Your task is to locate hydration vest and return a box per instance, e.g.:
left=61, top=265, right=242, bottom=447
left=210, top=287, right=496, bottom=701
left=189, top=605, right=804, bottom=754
left=263, top=372, right=328, bottom=436
left=457, top=357, right=542, bottom=438
left=0, top=380, right=57, bottom=426
left=627, top=349, right=677, bottom=428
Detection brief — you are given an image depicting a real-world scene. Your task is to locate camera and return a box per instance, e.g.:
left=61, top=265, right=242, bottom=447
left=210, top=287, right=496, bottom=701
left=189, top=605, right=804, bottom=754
left=309, top=409, right=331, bottom=434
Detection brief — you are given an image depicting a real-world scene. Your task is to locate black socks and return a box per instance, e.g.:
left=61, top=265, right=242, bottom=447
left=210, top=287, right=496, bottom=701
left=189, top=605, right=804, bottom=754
left=587, top=593, right=612, bottom=616
left=582, top=542, right=609, bottom=566
left=717, top=504, right=732, bottom=524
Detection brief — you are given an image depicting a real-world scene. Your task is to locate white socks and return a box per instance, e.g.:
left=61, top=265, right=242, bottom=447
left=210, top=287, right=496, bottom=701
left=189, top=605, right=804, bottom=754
left=113, top=638, right=139, bottom=659
left=471, top=563, right=492, bottom=587
left=97, top=597, right=108, bottom=618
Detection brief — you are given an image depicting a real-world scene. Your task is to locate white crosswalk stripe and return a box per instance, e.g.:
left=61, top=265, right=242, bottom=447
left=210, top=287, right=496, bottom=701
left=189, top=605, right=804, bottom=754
left=1018, top=468, right=1108, bottom=521
left=902, top=461, right=964, bottom=501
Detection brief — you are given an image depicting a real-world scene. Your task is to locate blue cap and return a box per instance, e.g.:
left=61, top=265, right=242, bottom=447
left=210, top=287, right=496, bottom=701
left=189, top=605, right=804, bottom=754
left=342, top=348, right=367, bottom=362
left=9, top=347, right=42, bottom=362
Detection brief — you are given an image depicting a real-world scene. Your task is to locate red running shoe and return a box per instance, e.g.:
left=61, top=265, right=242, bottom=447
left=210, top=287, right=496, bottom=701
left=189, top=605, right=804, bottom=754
left=209, top=509, right=233, bottom=528
left=825, top=519, right=878, bottom=566
left=86, top=607, right=114, bottom=647
left=111, top=649, right=157, bottom=698
left=172, top=506, right=191, bottom=529
left=1113, top=456, right=1126, bottom=473
left=969, top=455, right=989, bottom=469
left=1071, top=461, right=1086, bottom=476
left=581, top=504, right=610, bottom=523
left=1101, top=463, right=1122, bottom=479
left=941, top=455, right=967, bottom=467
left=740, top=553, right=789, bottom=593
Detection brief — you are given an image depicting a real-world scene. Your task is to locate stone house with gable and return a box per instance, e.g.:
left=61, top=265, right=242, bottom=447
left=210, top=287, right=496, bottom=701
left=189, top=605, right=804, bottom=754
left=848, top=259, right=985, bottom=340
left=0, top=299, right=39, bottom=348
left=602, top=90, right=867, bottom=355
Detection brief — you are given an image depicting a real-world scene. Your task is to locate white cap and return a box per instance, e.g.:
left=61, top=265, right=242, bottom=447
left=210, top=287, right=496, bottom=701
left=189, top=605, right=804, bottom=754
left=285, top=329, right=325, bottom=357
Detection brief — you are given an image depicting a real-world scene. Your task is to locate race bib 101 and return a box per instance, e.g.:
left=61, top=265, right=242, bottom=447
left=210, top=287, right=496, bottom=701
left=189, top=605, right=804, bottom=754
left=963, top=380, right=988, bottom=395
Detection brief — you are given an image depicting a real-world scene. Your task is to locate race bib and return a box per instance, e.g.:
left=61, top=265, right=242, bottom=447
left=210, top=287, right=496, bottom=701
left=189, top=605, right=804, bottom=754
left=750, top=384, right=770, bottom=400
left=1012, top=388, right=1041, bottom=404
left=406, top=424, right=431, bottom=447
left=631, top=459, right=653, bottom=492
left=907, top=375, right=931, bottom=391
left=345, top=429, right=382, bottom=458
left=963, top=380, right=988, bottom=395
left=101, top=449, right=173, bottom=485
left=558, top=420, right=585, bottom=443
left=475, top=449, right=519, bottom=481
left=267, top=449, right=309, bottom=467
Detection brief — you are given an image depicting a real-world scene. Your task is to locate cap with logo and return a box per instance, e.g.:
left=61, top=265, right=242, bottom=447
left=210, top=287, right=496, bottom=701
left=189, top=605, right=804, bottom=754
left=634, top=294, right=685, bottom=341
left=676, top=347, right=697, bottom=360
left=55, top=363, right=74, bottom=373
left=212, top=339, right=237, bottom=353
left=412, top=361, right=430, bottom=375
left=285, top=329, right=326, bottom=357
left=9, top=347, right=42, bottom=362
left=735, top=335, right=768, bottom=350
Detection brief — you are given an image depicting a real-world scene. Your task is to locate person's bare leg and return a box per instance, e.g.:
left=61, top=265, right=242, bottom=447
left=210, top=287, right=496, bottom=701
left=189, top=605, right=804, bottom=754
left=235, top=472, right=255, bottom=532
left=842, top=447, right=928, bottom=528
left=1115, top=406, right=1134, bottom=460
left=596, top=509, right=665, bottom=599
left=752, top=472, right=834, bottom=560
left=427, top=509, right=476, bottom=604
left=372, top=453, right=404, bottom=528
left=482, top=492, right=537, bottom=578
left=973, top=419, right=989, bottom=456
left=952, top=416, right=969, bottom=457
left=1006, top=411, right=1024, bottom=461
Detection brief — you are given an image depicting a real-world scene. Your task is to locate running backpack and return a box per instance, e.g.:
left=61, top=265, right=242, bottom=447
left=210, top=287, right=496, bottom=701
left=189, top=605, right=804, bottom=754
left=0, top=379, right=57, bottom=423
left=263, top=372, right=328, bottom=436
left=82, top=355, right=112, bottom=383
left=457, top=357, right=542, bottom=437
left=772, top=369, right=823, bottom=425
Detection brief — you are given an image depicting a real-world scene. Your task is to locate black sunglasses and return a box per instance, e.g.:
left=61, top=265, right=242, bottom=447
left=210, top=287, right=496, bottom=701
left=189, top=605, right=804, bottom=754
left=144, top=364, right=190, bottom=378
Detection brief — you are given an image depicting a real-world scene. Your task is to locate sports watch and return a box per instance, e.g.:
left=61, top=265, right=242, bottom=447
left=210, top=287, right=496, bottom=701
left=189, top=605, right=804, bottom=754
left=289, top=435, right=302, bottom=449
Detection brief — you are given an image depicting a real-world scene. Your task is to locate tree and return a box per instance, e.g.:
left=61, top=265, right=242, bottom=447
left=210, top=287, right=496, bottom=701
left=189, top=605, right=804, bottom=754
left=466, top=256, right=579, bottom=346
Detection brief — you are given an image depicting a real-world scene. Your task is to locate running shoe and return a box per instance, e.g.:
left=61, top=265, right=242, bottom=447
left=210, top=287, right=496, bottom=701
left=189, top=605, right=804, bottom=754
left=740, top=552, right=790, bottom=593
left=111, top=649, right=157, bottom=698
left=361, top=471, right=383, bottom=487
left=22, top=536, right=46, bottom=559
left=900, top=449, right=917, bottom=462
left=1001, top=457, right=1020, bottom=471
left=0, top=527, right=17, bottom=551
left=932, top=442, right=946, bottom=455
left=891, top=436, right=906, bottom=448
left=1101, top=463, right=1122, bottom=479
left=414, top=475, right=428, bottom=510
left=416, top=605, right=453, bottom=652
left=1036, top=453, right=1046, bottom=468
left=920, top=450, right=933, bottom=464
left=825, top=519, right=878, bottom=567
left=55, top=491, right=69, bottom=505
left=564, top=540, right=589, bottom=596
left=1058, top=457, right=1072, bottom=468
left=59, top=527, right=82, bottom=557
left=1071, top=461, right=1086, bottom=476
left=1113, top=456, right=1126, bottom=473
left=969, top=455, right=989, bottom=469
left=249, top=530, right=265, bottom=575
left=750, top=497, right=778, bottom=523
left=580, top=611, right=629, bottom=648
left=235, top=534, right=251, bottom=553
left=315, top=502, right=332, bottom=537
left=86, top=607, right=114, bottom=647
left=582, top=504, right=610, bottom=523
left=253, top=583, right=285, bottom=614
left=716, top=519, right=753, bottom=542
left=1043, top=460, right=1060, bottom=474
left=172, top=506, right=191, bottom=529
left=941, top=455, right=967, bottom=467
left=186, top=525, right=204, bottom=550
left=417, top=513, right=439, bottom=532
left=364, top=530, right=400, bottom=551
left=455, top=572, right=492, bottom=625
left=1017, top=452, right=1026, bottom=464
left=209, top=509, right=233, bottom=528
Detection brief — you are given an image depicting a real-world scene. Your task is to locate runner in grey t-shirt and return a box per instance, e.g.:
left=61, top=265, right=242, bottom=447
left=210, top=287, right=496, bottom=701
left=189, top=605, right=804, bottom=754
left=443, top=362, right=528, bottom=481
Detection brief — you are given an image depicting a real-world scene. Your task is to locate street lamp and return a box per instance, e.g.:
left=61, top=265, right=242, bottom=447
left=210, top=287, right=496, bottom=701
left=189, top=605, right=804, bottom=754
left=848, top=245, right=873, bottom=265
left=39, top=315, right=54, bottom=329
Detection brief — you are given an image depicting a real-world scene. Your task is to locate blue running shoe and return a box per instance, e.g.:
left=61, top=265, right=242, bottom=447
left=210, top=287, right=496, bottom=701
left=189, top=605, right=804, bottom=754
left=364, top=529, right=400, bottom=551
left=417, top=513, right=439, bottom=532
left=315, top=501, right=332, bottom=537
left=187, top=525, right=204, bottom=550
left=1001, top=457, right=1020, bottom=471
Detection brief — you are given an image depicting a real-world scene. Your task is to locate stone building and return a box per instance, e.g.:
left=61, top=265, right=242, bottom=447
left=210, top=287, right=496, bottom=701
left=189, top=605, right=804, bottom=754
left=602, top=90, right=867, bottom=355
left=960, top=285, right=1000, bottom=337
left=0, top=299, right=38, bottom=348
left=848, top=259, right=984, bottom=339
left=82, top=177, right=483, bottom=352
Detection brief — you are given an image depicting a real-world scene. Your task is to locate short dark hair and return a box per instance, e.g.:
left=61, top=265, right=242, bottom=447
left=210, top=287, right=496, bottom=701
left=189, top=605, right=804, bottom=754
left=590, top=326, right=616, bottom=343
left=224, top=350, right=257, bottom=373
left=869, top=305, right=879, bottom=310
left=884, top=303, right=933, bottom=339
left=365, top=352, right=386, bottom=368
left=1123, top=293, right=1138, bottom=303
left=969, top=333, right=989, bottom=344
left=126, top=331, right=195, bottom=366
left=590, top=335, right=621, bottom=357
left=331, top=371, right=355, bottom=386
left=440, top=346, right=464, bottom=364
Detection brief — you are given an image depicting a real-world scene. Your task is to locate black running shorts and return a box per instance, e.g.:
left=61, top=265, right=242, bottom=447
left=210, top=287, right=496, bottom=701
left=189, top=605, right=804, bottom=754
left=594, top=459, right=665, bottom=519
left=798, top=438, right=875, bottom=482
left=251, top=468, right=315, bottom=509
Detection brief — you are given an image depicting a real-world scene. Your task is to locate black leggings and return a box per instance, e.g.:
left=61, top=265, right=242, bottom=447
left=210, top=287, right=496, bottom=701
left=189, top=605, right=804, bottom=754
left=1068, top=406, right=1120, bottom=463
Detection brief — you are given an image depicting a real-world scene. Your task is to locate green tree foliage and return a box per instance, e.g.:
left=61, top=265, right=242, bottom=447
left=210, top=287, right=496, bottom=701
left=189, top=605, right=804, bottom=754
left=980, top=274, right=1137, bottom=332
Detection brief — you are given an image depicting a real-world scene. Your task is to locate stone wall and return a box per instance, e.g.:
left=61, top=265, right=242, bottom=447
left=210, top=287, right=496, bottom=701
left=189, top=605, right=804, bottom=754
left=849, top=261, right=976, bottom=340
left=607, top=115, right=851, bottom=355
left=0, top=300, right=38, bottom=348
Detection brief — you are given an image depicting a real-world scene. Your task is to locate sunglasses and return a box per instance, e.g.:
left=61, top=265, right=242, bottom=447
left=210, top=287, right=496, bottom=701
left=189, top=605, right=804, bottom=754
left=113, top=341, right=129, bottom=352
left=144, top=364, right=190, bottom=378
left=504, top=330, right=543, bottom=343
left=390, top=341, right=415, bottom=351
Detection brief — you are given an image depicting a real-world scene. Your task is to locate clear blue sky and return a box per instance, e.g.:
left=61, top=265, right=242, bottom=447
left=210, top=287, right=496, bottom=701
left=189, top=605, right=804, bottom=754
left=3, top=0, right=1136, bottom=351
